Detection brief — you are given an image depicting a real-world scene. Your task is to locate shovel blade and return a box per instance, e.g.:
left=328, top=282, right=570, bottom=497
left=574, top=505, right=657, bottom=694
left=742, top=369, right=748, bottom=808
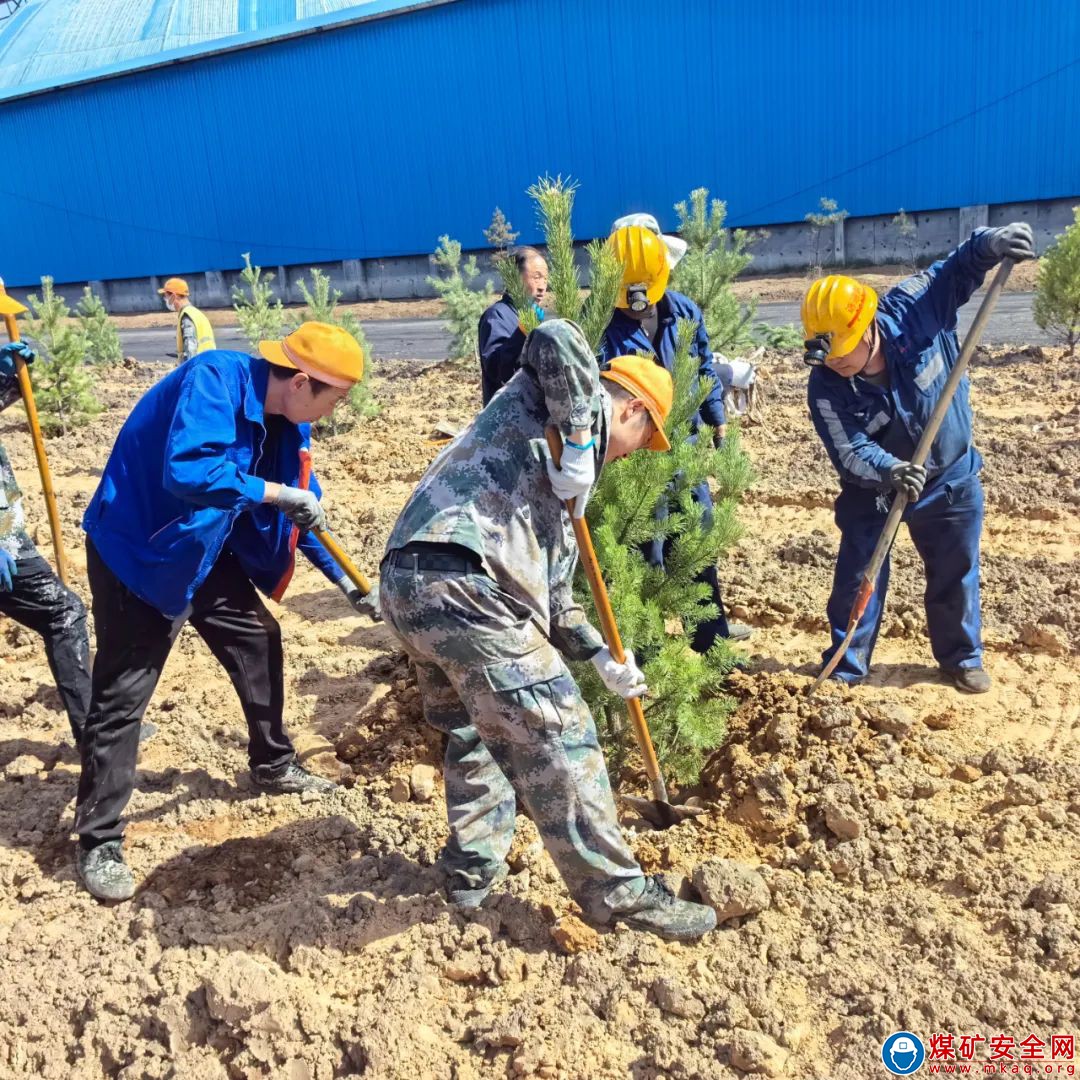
left=622, top=794, right=708, bottom=830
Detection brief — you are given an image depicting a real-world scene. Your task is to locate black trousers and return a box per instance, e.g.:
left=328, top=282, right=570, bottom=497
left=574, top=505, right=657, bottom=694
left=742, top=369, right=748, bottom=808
left=76, top=540, right=295, bottom=847
left=0, top=552, right=90, bottom=742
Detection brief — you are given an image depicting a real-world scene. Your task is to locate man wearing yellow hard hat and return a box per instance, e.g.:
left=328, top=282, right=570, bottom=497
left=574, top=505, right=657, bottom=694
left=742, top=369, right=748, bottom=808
left=74, top=321, right=375, bottom=901
left=380, top=320, right=716, bottom=940
left=802, top=222, right=1036, bottom=693
left=157, top=276, right=216, bottom=363
left=600, top=223, right=750, bottom=650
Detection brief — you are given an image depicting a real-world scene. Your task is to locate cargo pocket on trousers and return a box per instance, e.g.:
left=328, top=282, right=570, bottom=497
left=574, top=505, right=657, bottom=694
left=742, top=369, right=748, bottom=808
left=483, top=649, right=569, bottom=737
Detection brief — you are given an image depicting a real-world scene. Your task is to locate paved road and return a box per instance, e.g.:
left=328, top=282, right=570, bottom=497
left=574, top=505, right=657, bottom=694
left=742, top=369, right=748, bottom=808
left=118, top=292, right=1049, bottom=364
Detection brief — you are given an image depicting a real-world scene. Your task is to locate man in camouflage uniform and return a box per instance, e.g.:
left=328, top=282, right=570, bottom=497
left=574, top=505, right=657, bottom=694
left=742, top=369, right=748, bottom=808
left=0, top=340, right=90, bottom=745
left=380, top=319, right=717, bottom=940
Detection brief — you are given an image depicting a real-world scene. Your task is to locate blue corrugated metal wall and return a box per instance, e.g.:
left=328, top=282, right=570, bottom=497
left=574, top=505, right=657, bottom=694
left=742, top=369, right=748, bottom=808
left=1, top=0, right=1078, bottom=285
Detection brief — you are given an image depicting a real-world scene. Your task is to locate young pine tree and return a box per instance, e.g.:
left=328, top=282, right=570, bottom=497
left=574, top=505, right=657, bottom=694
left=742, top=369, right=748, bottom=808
left=25, top=277, right=101, bottom=437
left=1034, top=206, right=1080, bottom=357
left=291, top=267, right=379, bottom=436
left=76, top=287, right=122, bottom=365
left=672, top=188, right=757, bottom=352
left=805, top=196, right=849, bottom=275
left=572, top=321, right=752, bottom=785
left=427, top=236, right=495, bottom=361
left=232, top=252, right=286, bottom=348
left=484, top=207, right=519, bottom=264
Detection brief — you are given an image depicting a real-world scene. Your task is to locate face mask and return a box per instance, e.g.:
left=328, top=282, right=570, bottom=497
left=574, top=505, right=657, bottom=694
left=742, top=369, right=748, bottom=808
left=163, top=296, right=175, bottom=311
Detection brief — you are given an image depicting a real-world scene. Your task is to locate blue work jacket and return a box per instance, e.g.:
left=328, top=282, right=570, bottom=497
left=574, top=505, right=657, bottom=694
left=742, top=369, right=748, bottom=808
left=83, top=350, right=339, bottom=618
left=478, top=294, right=526, bottom=406
left=808, top=230, right=1000, bottom=493
left=598, top=290, right=727, bottom=427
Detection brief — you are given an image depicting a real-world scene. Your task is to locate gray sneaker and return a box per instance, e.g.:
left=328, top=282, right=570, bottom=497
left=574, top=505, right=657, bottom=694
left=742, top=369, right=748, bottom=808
left=446, top=863, right=509, bottom=910
left=609, top=875, right=717, bottom=940
left=76, top=840, right=135, bottom=902
left=252, top=761, right=337, bottom=795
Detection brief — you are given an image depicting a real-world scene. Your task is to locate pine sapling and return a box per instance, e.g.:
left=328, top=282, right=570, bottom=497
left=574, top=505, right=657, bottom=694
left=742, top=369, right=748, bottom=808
left=892, top=208, right=920, bottom=273
left=427, top=235, right=495, bottom=361
left=1034, top=206, right=1080, bottom=357
left=805, top=196, right=849, bottom=275
left=233, top=253, right=286, bottom=349
left=484, top=207, right=519, bottom=263
left=25, top=277, right=101, bottom=437
left=76, top=287, right=122, bottom=365
left=291, top=267, right=379, bottom=436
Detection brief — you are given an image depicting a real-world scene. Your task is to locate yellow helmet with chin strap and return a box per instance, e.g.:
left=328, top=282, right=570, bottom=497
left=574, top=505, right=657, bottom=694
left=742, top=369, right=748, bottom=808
left=609, top=225, right=670, bottom=311
left=801, top=275, right=878, bottom=360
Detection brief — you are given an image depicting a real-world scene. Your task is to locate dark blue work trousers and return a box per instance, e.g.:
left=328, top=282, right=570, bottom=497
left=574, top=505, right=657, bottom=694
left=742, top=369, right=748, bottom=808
left=823, top=472, right=984, bottom=682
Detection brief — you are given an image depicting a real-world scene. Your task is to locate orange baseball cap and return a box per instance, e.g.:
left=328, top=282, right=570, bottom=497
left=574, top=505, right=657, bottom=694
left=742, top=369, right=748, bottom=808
left=601, top=355, right=673, bottom=452
left=259, top=321, right=364, bottom=389
left=157, top=277, right=190, bottom=297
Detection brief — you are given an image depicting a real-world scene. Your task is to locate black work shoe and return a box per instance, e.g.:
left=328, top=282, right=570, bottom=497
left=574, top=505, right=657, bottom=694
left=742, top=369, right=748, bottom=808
left=252, top=761, right=336, bottom=796
left=725, top=623, right=753, bottom=642
left=944, top=667, right=992, bottom=694
left=609, top=874, right=717, bottom=940
left=446, top=863, right=509, bottom=911
left=76, top=840, right=135, bottom=902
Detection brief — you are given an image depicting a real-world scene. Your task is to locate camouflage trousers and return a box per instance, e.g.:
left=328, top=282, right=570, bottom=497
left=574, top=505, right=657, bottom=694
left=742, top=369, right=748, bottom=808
left=380, top=561, right=645, bottom=920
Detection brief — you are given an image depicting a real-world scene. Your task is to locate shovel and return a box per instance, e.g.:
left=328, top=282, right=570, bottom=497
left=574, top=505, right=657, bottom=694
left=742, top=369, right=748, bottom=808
left=0, top=282, right=68, bottom=584
left=546, top=428, right=704, bottom=829
left=807, top=258, right=1014, bottom=697
left=313, top=527, right=374, bottom=597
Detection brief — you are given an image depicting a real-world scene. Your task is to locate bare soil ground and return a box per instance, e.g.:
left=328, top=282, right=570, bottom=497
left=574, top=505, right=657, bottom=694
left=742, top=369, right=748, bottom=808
left=0, top=340, right=1077, bottom=1079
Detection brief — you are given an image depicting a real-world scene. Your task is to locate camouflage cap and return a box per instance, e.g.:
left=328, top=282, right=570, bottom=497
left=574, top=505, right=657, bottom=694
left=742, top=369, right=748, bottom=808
left=523, top=318, right=592, bottom=372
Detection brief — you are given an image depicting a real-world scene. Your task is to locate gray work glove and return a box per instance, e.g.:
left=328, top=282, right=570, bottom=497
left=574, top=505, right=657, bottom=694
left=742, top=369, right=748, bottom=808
left=889, top=461, right=927, bottom=502
left=336, top=577, right=381, bottom=621
left=271, top=485, right=325, bottom=531
left=986, top=222, right=1036, bottom=262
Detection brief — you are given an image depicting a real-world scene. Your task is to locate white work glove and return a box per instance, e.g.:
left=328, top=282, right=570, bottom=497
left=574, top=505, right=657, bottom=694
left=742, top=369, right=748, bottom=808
left=271, top=485, right=325, bottom=531
left=546, top=437, right=596, bottom=519
left=986, top=222, right=1036, bottom=262
left=591, top=646, right=648, bottom=699
left=335, top=577, right=382, bottom=621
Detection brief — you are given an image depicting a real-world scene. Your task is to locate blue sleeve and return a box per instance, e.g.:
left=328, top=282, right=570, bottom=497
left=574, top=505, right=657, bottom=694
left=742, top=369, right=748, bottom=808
left=692, top=316, right=727, bottom=427
left=881, top=229, right=999, bottom=355
left=478, top=305, right=526, bottom=402
left=162, top=362, right=266, bottom=508
left=808, top=379, right=901, bottom=489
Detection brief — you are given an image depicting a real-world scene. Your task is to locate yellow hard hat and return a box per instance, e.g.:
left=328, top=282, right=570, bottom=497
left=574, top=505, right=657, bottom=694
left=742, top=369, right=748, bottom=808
left=601, top=355, right=672, bottom=452
left=800, top=275, right=878, bottom=360
left=609, top=225, right=670, bottom=310
left=157, top=276, right=190, bottom=297
left=259, top=321, right=364, bottom=388
left=0, top=278, right=27, bottom=316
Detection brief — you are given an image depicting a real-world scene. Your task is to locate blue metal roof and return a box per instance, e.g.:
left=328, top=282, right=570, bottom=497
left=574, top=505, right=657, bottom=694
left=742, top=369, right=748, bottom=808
left=0, top=0, right=451, bottom=100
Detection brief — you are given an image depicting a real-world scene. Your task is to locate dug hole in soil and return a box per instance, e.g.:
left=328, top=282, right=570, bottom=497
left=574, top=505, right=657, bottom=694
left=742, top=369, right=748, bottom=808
left=0, top=345, right=1078, bottom=1079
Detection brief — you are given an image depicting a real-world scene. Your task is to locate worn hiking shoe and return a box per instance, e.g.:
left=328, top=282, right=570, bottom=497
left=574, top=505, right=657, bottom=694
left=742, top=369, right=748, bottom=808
left=609, top=875, right=717, bottom=941
left=943, top=667, right=992, bottom=694
left=252, top=761, right=337, bottom=796
left=446, top=863, right=509, bottom=911
left=76, top=840, right=135, bottom=902
left=725, top=623, right=753, bottom=642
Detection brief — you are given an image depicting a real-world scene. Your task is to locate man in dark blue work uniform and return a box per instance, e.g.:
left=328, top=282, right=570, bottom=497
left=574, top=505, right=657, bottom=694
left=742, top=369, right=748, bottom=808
left=477, top=246, right=548, bottom=405
left=802, top=222, right=1036, bottom=693
left=600, top=223, right=749, bottom=649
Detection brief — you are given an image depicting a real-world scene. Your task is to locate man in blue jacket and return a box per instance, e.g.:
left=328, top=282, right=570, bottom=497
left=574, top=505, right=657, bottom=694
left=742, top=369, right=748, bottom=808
left=600, top=224, right=748, bottom=650
left=802, top=223, right=1035, bottom=693
left=75, top=321, right=377, bottom=901
left=477, top=246, right=548, bottom=405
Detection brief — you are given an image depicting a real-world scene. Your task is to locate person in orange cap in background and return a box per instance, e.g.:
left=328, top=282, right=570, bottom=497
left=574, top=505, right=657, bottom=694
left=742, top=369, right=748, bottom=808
left=157, top=276, right=216, bottom=364
left=74, top=321, right=378, bottom=901
left=381, top=319, right=717, bottom=941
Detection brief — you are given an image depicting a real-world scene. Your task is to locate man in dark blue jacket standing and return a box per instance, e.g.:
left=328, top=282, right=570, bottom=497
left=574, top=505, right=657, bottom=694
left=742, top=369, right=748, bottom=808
left=75, top=321, right=375, bottom=901
left=477, top=246, right=548, bottom=405
left=802, top=223, right=1035, bottom=693
left=600, top=224, right=748, bottom=650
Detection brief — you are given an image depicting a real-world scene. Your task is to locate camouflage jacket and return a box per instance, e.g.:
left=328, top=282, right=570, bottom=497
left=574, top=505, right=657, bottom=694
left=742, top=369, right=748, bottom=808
left=384, top=320, right=609, bottom=662
left=0, top=373, right=33, bottom=560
